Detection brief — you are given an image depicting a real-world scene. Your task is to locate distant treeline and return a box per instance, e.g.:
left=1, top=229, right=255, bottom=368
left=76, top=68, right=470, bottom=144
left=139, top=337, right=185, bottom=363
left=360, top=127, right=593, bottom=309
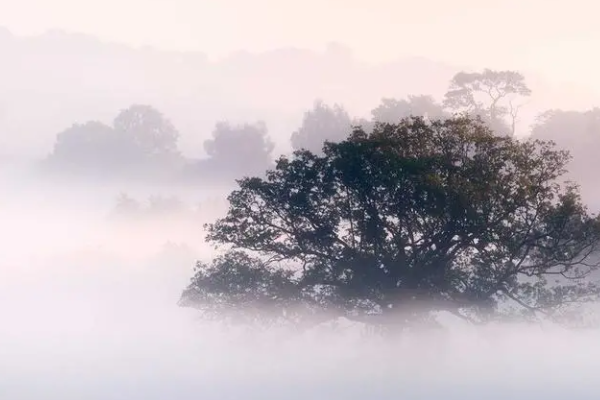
left=33, top=68, right=600, bottom=203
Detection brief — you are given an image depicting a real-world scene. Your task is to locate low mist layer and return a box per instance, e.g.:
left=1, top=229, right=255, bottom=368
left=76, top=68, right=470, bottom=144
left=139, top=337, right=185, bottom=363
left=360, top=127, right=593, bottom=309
left=1, top=185, right=600, bottom=400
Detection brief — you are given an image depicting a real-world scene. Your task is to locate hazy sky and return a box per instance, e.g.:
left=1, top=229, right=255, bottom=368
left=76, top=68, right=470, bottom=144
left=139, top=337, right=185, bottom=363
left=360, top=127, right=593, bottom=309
left=1, top=0, right=598, bottom=82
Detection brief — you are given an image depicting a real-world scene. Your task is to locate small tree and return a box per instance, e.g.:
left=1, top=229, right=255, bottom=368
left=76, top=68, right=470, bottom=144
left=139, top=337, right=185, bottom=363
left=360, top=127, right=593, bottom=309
left=180, top=116, right=600, bottom=331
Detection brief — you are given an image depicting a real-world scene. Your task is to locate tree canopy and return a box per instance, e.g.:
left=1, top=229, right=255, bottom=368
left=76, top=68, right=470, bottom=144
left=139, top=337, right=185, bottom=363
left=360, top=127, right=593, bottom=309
left=180, top=116, right=600, bottom=330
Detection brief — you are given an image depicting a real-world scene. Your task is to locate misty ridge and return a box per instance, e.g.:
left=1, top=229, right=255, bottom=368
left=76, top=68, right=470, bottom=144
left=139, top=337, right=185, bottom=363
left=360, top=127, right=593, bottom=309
left=1, top=28, right=599, bottom=190
left=4, top=27, right=600, bottom=399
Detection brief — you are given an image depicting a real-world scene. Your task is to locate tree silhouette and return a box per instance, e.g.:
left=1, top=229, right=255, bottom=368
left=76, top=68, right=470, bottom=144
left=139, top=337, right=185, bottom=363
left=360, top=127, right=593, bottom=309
left=371, top=95, right=447, bottom=124
left=180, top=116, right=600, bottom=330
left=351, top=117, right=375, bottom=134
left=196, top=121, right=275, bottom=181
left=530, top=108, right=600, bottom=204
left=530, top=108, right=600, bottom=152
left=290, top=100, right=352, bottom=153
left=113, top=104, right=180, bottom=161
left=443, top=69, right=531, bottom=136
left=50, top=121, right=127, bottom=173
left=47, top=104, right=183, bottom=180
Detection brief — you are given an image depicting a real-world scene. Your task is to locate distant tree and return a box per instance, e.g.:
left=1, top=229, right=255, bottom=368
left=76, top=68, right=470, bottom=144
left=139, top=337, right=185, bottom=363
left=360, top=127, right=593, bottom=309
left=443, top=69, right=531, bottom=136
left=50, top=121, right=126, bottom=172
left=113, top=104, right=180, bottom=161
left=48, top=105, right=183, bottom=180
left=351, top=117, right=375, bottom=134
left=291, top=100, right=352, bottom=153
left=530, top=108, right=600, bottom=149
left=180, top=116, right=600, bottom=331
left=200, top=121, right=275, bottom=179
left=530, top=108, right=600, bottom=201
left=371, top=95, right=447, bottom=124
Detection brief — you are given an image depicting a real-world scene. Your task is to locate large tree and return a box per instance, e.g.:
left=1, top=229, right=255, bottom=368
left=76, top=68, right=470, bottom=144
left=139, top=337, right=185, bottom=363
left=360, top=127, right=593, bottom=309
left=180, top=116, right=600, bottom=330
left=443, top=69, right=531, bottom=136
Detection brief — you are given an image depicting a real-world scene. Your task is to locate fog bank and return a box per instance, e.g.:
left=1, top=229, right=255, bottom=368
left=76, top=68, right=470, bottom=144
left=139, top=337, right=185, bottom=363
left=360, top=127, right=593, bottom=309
left=1, top=190, right=600, bottom=399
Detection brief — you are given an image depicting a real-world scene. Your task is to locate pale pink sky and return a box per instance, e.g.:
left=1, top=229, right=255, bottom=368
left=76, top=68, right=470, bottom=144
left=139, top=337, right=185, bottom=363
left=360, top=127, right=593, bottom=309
left=1, top=0, right=598, bottom=82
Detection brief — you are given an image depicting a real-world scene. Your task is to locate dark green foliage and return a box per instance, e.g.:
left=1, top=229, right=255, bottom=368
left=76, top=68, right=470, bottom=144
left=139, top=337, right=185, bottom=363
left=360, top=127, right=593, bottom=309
left=181, top=115, right=600, bottom=329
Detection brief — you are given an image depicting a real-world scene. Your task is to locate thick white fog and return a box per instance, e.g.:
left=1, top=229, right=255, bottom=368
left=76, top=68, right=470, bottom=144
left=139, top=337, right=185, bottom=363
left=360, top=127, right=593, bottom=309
left=2, top=179, right=600, bottom=400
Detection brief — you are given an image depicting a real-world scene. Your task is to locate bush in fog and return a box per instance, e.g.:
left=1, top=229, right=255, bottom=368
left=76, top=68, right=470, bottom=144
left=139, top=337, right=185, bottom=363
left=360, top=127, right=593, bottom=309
left=180, top=115, right=600, bottom=331
left=109, top=193, right=193, bottom=221
left=110, top=193, right=143, bottom=220
left=147, top=195, right=188, bottom=216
